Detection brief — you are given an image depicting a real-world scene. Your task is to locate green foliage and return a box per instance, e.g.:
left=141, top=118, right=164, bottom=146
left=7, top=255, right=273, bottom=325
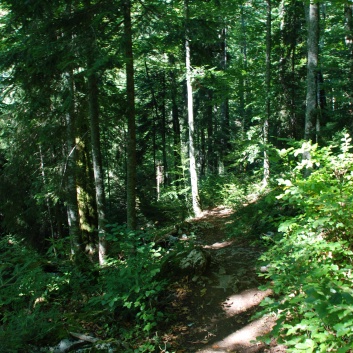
left=257, top=133, right=353, bottom=352
left=89, top=226, right=168, bottom=351
left=0, top=228, right=171, bottom=352
left=199, top=174, right=247, bottom=208
left=226, top=187, right=283, bottom=242
left=155, top=184, right=190, bottom=221
left=0, top=236, right=68, bottom=352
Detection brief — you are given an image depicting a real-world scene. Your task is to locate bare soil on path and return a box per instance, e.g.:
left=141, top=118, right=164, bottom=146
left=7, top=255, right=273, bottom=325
left=160, top=206, right=286, bottom=353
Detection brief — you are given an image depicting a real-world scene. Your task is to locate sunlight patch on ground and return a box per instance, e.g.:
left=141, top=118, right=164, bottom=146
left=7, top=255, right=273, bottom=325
left=195, top=288, right=274, bottom=353
left=222, top=288, right=273, bottom=317
left=196, top=316, right=276, bottom=353
left=203, top=240, right=234, bottom=249
left=196, top=206, right=233, bottom=220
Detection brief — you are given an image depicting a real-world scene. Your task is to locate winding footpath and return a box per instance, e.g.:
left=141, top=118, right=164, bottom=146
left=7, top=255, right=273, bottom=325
left=162, top=206, right=286, bottom=353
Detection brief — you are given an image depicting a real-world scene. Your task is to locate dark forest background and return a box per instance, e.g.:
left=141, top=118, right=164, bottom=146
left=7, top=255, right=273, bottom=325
left=1, top=1, right=353, bottom=352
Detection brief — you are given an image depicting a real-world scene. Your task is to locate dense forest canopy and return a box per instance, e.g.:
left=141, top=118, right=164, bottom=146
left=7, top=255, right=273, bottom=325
left=1, top=0, right=352, bottom=255
left=1, top=0, right=353, bottom=352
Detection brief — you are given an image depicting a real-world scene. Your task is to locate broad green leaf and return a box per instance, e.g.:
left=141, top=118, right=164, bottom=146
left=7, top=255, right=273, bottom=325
left=337, top=345, right=353, bottom=353
left=334, top=323, right=353, bottom=337
left=295, top=339, right=315, bottom=351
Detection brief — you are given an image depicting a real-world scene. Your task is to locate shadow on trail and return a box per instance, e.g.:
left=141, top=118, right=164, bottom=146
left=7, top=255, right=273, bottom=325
left=162, top=205, right=284, bottom=353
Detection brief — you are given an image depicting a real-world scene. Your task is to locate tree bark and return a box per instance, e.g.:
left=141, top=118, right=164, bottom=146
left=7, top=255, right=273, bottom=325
left=263, top=0, right=271, bottom=187
left=185, top=0, right=202, bottom=217
left=220, top=27, right=230, bottom=162
left=302, top=0, right=320, bottom=178
left=39, top=145, right=57, bottom=257
left=169, top=56, right=183, bottom=187
left=87, top=66, right=107, bottom=266
left=304, top=1, right=319, bottom=145
left=239, top=5, right=248, bottom=139
left=64, top=71, right=81, bottom=258
left=75, top=126, right=98, bottom=258
left=123, top=0, right=137, bottom=229
left=161, top=74, right=167, bottom=184
left=345, top=2, right=353, bottom=116
left=206, top=89, right=216, bottom=174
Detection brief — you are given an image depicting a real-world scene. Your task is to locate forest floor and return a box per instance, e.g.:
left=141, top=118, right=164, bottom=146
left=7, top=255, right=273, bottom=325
left=159, top=206, right=287, bottom=353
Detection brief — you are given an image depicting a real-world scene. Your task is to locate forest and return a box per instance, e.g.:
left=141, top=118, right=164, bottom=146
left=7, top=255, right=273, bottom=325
left=1, top=0, right=353, bottom=352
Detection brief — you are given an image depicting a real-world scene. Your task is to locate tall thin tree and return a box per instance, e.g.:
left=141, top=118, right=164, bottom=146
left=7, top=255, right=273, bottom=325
left=345, top=1, right=353, bottom=116
left=87, top=67, right=107, bottom=265
left=64, top=71, right=81, bottom=258
left=124, top=0, right=137, bottom=229
left=304, top=0, right=320, bottom=145
left=84, top=2, right=108, bottom=264
left=263, top=0, right=271, bottom=186
left=185, top=0, right=202, bottom=217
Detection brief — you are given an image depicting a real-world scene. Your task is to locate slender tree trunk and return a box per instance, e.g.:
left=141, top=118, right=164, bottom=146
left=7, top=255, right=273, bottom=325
left=145, top=62, right=167, bottom=187
left=169, top=54, right=183, bottom=187
left=303, top=0, right=320, bottom=178
left=144, top=60, right=159, bottom=197
left=39, top=145, right=57, bottom=257
left=82, top=0, right=106, bottom=265
left=345, top=2, right=353, bottom=118
left=87, top=67, right=107, bottom=266
left=64, top=71, right=81, bottom=258
left=161, top=75, right=167, bottom=184
left=76, top=127, right=98, bottom=258
left=65, top=111, right=81, bottom=257
left=263, top=0, right=271, bottom=187
left=345, top=3, right=353, bottom=46
left=123, top=0, right=137, bottom=229
left=304, top=1, right=319, bottom=145
left=206, top=89, right=216, bottom=173
left=185, top=0, right=202, bottom=217
left=239, top=5, right=248, bottom=139
left=200, top=127, right=206, bottom=177
left=220, top=27, right=230, bottom=162
left=278, top=0, right=303, bottom=140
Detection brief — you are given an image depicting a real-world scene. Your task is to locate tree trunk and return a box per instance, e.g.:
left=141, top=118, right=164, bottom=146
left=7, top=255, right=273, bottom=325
left=64, top=71, right=81, bottom=258
left=263, top=0, right=271, bottom=187
left=220, top=27, right=230, bottom=163
left=87, top=66, right=107, bottom=266
left=39, top=145, right=57, bottom=257
left=304, top=1, right=319, bottom=145
left=239, top=5, right=248, bottom=139
left=169, top=55, right=183, bottom=187
left=345, top=2, right=353, bottom=118
left=123, top=0, right=137, bottom=229
left=161, top=74, right=167, bottom=184
left=185, top=0, right=202, bottom=217
left=65, top=111, right=81, bottom=257
left=75, top=126, right=98, bottom=258
left=145, top=62, right=168, bottom=188
left=206, top=89, right=216, bottom=174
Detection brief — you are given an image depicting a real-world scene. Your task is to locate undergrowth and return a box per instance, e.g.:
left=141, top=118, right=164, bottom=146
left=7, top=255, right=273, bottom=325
left=257, top=133, right=353, bottom=352
left=0, top=226, right=170, bottom=352
left=6, top=134, right=353, bottom=352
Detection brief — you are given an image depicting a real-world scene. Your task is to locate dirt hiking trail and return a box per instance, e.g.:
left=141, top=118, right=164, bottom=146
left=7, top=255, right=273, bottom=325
left=160, top=206, right=286, bottom=353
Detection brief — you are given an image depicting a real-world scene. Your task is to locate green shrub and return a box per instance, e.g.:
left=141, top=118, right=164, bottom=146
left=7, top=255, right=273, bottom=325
left=199, top=174, right=247, bottom=208
left=257, top=133, right=353, bottom=352
left=89, top=226, right=168, bottom=351
left=0, top=236, right=67, bottom=352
